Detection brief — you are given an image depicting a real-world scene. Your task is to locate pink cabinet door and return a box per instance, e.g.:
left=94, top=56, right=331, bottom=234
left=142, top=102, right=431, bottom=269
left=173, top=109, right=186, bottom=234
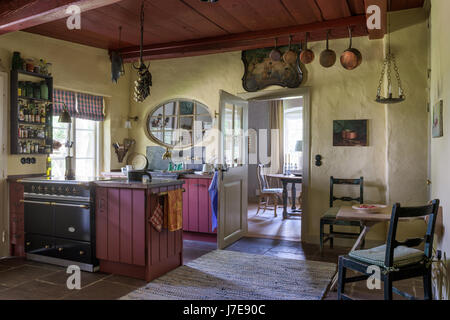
left=188, top=179, right=199, bottom=232
left=198, top=179, right=212, bottom=233
left=182, top=177, right=216, bottom=234
left=182, top=181, right=189, bottom=231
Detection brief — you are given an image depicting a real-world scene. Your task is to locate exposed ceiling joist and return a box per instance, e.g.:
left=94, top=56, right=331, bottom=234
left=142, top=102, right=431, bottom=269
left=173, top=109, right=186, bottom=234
left=365, top=0, right=387, bottom=39
left=0, top=0, right=123, bottom=34
left=119, top=15, right=367, bottom=61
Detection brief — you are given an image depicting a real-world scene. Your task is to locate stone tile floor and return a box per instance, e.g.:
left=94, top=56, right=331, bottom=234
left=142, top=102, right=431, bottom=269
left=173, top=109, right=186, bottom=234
left=0, top=238, right=423, bottom=300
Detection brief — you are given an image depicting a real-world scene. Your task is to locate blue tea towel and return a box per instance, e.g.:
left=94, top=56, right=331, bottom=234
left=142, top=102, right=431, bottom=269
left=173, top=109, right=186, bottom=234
left=208, top=171, right=219, bottom=232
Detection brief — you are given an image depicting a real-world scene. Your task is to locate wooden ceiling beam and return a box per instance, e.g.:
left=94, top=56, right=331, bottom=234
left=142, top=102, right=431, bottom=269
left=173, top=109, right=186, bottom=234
left=364, top=0, right=387, bottom=39
left=0, top=0, right=124, bottom=34
left=119, top=15, right=367, bottom=60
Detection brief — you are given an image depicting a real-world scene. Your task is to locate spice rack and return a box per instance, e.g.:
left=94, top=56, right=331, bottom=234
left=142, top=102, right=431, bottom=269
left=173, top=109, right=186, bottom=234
left=10, top=70, right=53, bottom=155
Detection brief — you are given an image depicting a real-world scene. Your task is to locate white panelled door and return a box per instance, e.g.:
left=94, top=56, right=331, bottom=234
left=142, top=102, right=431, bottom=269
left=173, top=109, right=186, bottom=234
left=217, top=91, right=248, bottom=249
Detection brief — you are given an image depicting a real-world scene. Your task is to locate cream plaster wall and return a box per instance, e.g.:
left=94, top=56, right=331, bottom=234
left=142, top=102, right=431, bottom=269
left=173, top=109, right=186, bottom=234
left=128, top=8, right=429, bottom=244
left=384, top=9, right=429, bottom=240
left=0, top=31, right=131, bottom=175
left=430, top=0, right=450, bottom=300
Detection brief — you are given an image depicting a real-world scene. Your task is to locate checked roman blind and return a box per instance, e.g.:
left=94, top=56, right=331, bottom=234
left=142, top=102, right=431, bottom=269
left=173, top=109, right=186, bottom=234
left=52, top=89, right=105, bottom=121
left=76, top=92, right=105, bottom=121
left=53, top=89, right=76, bottom=116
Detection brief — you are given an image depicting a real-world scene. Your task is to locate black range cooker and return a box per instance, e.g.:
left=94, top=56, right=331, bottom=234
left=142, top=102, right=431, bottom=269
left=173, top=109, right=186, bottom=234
left=19, top=177, right=106, bottom=272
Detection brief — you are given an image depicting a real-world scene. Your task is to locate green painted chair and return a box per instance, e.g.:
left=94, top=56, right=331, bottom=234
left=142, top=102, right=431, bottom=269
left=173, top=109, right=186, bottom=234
left=320, top=176, right=364, bottom=253
left=338, top=200, right=440, bottom=300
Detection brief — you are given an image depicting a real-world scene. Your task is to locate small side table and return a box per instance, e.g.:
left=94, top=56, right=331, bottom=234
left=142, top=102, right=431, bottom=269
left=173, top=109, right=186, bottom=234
left=267, top=174, right=303, bottom=219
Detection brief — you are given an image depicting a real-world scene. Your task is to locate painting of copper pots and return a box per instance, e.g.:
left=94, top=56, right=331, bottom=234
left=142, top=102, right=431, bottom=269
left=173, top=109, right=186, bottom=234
left=333, top=120, right=368, bottom=146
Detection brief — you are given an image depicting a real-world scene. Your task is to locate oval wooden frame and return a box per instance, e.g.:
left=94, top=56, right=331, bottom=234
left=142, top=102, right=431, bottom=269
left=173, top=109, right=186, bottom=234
left=145, top=98, right=213, bottom=149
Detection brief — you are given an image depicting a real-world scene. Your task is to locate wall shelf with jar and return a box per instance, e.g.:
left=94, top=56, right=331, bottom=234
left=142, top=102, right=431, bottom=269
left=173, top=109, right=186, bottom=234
left=10, top=69, right=53, bottom=155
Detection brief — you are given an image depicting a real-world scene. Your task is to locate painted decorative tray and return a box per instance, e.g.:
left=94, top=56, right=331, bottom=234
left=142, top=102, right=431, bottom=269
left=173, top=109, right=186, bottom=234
left=352, top=204, right=387, bottom=213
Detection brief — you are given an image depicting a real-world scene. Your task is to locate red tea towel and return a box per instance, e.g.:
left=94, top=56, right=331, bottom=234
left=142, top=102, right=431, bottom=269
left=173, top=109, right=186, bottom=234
left=150, top=202, right=164, bottom=232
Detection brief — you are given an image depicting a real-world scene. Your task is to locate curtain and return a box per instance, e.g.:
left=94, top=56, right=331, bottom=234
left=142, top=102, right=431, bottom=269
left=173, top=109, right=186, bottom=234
left=268, top=100, right=284, bottom=187
left=76, top=93, right=105, bottom=121
left=53, top=89, right=76, bottom=115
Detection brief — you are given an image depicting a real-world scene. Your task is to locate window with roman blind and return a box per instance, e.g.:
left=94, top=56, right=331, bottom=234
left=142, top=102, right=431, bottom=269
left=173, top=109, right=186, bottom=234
left=51, top=89, right=104, bottom=177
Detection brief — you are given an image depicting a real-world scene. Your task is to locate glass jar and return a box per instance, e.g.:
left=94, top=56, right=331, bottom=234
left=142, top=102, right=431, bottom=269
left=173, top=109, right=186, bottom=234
left=18, top=81, right=24, bottom=97
left=33, top=83, right=41, bottom=99
left=26, top=59, right=34, bottom=73
left=25, top=82, right=33, bottom=98
left=40, top=81, right=48, bottom=100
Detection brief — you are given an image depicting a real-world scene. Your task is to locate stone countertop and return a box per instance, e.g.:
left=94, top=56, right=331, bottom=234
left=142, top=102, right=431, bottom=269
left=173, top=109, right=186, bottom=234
left=93, top=178, right=185, bottom=189
left=7, top=173, right=46, bottom=182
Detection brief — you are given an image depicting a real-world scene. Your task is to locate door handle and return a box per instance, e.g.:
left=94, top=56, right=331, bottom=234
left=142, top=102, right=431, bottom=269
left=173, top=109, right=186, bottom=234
left=52, top=203, right=90, bottom=209
left=20, top=200, right=89, bottom=209
left=20, top=200, right=52, bottom=206
left=426, top=180, right=432, bottom=186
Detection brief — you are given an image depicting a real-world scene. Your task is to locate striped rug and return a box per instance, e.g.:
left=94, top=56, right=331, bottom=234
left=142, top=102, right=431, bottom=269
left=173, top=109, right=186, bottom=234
left=121, top=250, right=336, bottom=300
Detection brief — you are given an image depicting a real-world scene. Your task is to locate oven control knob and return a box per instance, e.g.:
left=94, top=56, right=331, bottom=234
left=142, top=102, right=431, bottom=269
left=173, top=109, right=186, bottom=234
left=72, top=187, right=77, bottom=194
left=31, top=185, right=36, bottom=192
left=57, top=186, right=62, bottom=193
left=65, top=186, right=70, bottom=193
left=44, top=186, right=49, bottom=193
left=51, top=186, right=56, bottom=193
left=38, top=185, right=43, bottom=192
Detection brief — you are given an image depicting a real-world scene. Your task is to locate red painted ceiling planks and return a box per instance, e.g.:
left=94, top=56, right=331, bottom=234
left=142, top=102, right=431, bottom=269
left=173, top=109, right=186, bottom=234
left=347, top=0, right=367, bottom=15
left=182, top=0, right=250, bottom=34
left=315, top=0, right=352, bottom=20
left=15, top=0, right=425, bottom=59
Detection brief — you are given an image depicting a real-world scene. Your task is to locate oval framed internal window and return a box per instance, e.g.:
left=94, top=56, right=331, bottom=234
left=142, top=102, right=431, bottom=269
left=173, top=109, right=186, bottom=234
left=146, top=99, right=213, bottom=148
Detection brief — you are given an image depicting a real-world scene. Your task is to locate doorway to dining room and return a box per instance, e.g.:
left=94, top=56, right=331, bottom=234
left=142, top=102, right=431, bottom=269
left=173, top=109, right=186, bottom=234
left=244, top=89, right=309, bottom=242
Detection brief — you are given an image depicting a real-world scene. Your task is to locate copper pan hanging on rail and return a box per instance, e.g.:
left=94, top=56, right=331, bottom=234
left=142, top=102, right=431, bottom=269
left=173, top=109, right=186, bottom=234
left=320, top=30, right=336, bottom=68
left=299, top=32, right=315, bottom=65
left=340, top=27, right=362, bottom=70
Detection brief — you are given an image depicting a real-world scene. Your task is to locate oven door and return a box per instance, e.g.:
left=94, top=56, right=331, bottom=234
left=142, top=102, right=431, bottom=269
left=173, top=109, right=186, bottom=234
left=53, top=201, right=92, bottom=242
left=23, top=200, right=54, bottom=235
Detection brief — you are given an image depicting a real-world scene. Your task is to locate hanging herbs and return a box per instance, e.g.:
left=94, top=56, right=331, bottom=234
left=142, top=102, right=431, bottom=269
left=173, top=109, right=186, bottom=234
left=133, top=1, right=152, bottom=103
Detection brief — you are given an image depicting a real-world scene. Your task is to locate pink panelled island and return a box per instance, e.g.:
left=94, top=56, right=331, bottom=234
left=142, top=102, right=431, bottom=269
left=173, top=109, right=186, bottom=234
left=94, top=179, right=185, bottom=282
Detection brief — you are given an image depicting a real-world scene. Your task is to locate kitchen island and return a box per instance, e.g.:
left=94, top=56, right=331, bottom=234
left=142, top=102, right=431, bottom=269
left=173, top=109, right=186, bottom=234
left=94, top=178, right=184, bottom=281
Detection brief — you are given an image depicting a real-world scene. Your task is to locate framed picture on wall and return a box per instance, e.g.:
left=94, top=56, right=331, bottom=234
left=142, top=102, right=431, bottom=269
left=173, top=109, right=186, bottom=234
left=333, top=120, right=368, bottom=147
left=432, top=100, right=444, bottom=138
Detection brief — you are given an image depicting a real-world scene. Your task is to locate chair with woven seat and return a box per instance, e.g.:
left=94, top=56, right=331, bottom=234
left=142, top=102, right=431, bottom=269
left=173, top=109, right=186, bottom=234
left=256, top=164, right=283, bottom=217
left=338, top=199, right=440, bottom=300
left=320, top=176, right=364, bottom=253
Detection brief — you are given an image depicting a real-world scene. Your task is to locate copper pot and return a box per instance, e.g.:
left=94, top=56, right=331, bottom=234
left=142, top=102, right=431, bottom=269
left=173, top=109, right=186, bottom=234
left=300, top=33, right=315, bottom=65
left=269, top=38, right=282, bottom=61
left=320, top=30, right=336, bottom=68
left=283, top=36, right=297, bottom=64
left=342, top=130, right=357, bottom=140
left=340, top=28, right=362, bottom=70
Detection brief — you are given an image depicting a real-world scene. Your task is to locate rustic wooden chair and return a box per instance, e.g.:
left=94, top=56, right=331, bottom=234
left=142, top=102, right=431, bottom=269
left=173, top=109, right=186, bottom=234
left=256, top=164, right=283, bottom=217
left=338, top=199, right=440, bottom=300
left=320, top=177, right=364, bottom=253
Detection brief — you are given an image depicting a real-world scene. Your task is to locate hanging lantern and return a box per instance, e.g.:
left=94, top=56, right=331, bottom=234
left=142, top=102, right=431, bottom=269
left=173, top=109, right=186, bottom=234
left=375, top=52, right=405, bottom=104
left=133, top=1, right=152, bottom=103
left=375, top=2, right=405, bottom=104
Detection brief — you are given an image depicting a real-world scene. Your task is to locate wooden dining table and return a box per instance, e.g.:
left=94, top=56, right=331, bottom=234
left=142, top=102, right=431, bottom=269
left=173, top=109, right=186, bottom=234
left=329, top=205, right=420, bottom=291
left=266, top=173, right=302, bottom=219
